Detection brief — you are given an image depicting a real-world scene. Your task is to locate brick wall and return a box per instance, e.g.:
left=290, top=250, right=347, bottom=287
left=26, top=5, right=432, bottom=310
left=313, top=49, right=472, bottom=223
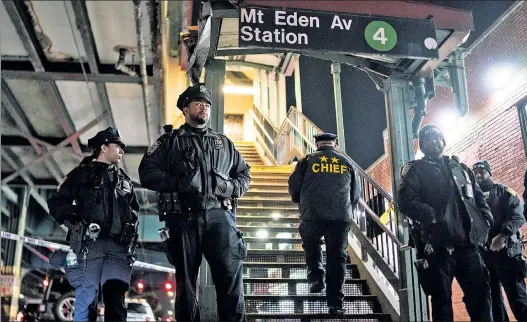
left=367, top=3, right=527, bottom=320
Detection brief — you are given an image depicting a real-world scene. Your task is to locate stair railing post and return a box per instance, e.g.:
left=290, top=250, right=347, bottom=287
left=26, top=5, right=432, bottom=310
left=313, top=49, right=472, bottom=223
left=383, top=77, right=429, bottom=321
left=331, top=62, right=346, bottom=153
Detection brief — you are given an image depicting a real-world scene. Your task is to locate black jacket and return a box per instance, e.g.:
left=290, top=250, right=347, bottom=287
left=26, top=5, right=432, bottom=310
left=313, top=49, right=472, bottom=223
left=288, top=146, right=360, bottom=222
left=484, top=183, right=524, bottom=242
left=138, top=123, right=251, bottom=211
left=48, top=162, right=139, bottom=235
left=398, top=155, right=493, bottom=247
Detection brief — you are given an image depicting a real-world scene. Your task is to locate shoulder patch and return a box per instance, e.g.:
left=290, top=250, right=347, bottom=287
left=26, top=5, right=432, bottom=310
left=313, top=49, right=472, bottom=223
left=147, top=140, right=161, bottom=155
left=401, top=163, right=413, bottom=177
left=214, top=137, right=224, bottom=149
left=506, top=187, right=517, bottom=197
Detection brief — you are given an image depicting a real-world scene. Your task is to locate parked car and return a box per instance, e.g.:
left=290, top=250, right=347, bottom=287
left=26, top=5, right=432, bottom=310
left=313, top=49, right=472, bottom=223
left=126, top=298, right=155, bottom=322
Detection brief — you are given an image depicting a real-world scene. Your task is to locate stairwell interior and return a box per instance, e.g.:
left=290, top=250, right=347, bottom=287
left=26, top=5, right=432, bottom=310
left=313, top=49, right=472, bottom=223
left=234, top=141, right=392, bottom=321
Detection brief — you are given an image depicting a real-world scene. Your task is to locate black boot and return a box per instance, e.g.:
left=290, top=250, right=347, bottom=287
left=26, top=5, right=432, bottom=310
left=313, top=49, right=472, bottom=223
left=309, top=279, right=325, bottom=293
left=329, top=307, right=346, bottom=315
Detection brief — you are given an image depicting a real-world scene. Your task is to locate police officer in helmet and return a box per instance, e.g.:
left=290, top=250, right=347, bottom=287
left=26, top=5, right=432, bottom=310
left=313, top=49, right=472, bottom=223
left=473, top=160, right=527, bottom=321
left=47, top=127, right=140, bottom=322
left=138, top=83, right=251, bottom=321
left=398, top=124, right=493, bottom=321
left=288, top=133, right=360, bottom=315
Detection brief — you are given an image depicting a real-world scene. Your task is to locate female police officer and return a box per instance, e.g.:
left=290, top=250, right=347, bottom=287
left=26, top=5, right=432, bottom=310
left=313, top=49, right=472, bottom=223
left=47, top=127, right=140, bottom=322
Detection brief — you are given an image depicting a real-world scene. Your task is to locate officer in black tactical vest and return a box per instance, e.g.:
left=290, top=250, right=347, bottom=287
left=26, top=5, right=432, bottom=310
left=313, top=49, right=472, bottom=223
left=288, top=133, right=360, bottom=316
left=47, top=127, right=140, bottom=322
left=398, top=124, right=493, bottom=321
left=138, top=83, right=251, bottom=321
left=473, top=160, right=527, bottom=321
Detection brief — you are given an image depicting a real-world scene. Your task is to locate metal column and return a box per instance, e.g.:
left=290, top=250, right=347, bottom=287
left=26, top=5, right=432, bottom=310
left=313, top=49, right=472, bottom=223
left=199, top=58, right=226, bottom=321
left=205, top=59, right=226, bottom=134
left=518, top=101, right=527, bottom=158
left=332, top=62, right=346, bottom=153
left=9, top=187, right=30, bottom=320
left=384, top=77, right=429, bottom=321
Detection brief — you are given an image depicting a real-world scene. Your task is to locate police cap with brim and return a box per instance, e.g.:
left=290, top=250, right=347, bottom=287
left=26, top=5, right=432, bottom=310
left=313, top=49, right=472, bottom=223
left=87, top=127, right=126, bottom=150
left=314, top=133, right=338, bottom=142
left=176, top=83, right=212, bottom=110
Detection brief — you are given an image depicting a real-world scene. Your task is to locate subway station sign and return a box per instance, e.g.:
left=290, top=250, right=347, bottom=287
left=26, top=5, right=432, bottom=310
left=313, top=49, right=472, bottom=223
left=239, top=7, right=439, bottom=59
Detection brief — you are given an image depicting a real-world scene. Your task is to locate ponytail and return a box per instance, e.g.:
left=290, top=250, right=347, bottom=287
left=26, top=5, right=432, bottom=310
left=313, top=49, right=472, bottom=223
left=79, top=148, right=101, bottom=165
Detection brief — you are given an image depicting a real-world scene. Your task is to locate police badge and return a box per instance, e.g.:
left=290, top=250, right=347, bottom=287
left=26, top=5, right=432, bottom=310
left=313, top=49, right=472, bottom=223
left=199, top=85, right=208, bottom=94
left=147, top=141, right=161, bottom=155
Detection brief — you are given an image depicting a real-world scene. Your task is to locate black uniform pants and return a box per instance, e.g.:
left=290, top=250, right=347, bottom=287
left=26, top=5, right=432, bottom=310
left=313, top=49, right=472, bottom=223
left=164, top=208, right=247, bottom=321
left=418, top=245, right=492, bottom=321
left=299, top=219, right=351, bottom=308
left=484, top=250, right=527, bottom=321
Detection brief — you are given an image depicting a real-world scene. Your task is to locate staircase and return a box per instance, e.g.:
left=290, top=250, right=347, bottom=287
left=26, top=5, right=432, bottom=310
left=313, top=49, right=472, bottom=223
left=234, top=142, right=392, bottom=321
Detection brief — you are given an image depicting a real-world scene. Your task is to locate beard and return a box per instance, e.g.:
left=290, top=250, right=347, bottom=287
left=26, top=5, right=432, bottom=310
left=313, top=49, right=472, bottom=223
left=190, top=112, right=209, bottom=125
left=477, top=178, right=493, bottom=191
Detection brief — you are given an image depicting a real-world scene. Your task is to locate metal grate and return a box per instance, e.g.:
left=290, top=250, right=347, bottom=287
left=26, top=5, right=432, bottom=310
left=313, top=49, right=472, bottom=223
left=243, top=283, right=364, bottom=296
left=304, top=300, right=374, bottom=314
left=295, top=283, right=364, bottom=296
left=245, top=300, right=296, bottom=314
left=246, top=254, right=280, bottom=263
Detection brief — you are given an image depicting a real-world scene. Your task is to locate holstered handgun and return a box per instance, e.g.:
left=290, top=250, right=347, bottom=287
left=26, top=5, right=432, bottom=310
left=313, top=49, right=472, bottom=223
left=69, top=221, right=87, bottom=254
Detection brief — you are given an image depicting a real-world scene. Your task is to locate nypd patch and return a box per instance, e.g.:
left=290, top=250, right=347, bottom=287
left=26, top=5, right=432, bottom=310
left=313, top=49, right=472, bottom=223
left=147, top=140, right=161, bottom=155
left=401, top=163, right=413, bottom=177
left=214, top=137, right=224, bottom=149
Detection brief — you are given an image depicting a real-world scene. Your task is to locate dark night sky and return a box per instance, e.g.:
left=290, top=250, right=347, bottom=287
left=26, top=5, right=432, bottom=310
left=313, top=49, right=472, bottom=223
left=285, top=1, right=515, bottom=169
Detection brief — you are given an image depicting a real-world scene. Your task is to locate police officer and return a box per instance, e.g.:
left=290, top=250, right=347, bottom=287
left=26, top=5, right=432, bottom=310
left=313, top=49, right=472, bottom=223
left=288, top=133, right=360, bottom=316
left=138, top=83, right=251, bottom=321
left=398, top=124, right=493, bottom=321
left=47, top=127, right=140, bottom=322
left=473, top=160, right=527, bottom=321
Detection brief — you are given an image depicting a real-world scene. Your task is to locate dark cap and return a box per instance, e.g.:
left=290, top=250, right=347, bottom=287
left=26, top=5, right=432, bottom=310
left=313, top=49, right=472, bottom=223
left=314, top=133, right=338, bottom=142
left=473, top=160, right=492, bottom=176
left=176, top=83, right=212, bottom=110
left=418, top=124, right=444, bottom=145
left=87, top=127, right=126, bottom=149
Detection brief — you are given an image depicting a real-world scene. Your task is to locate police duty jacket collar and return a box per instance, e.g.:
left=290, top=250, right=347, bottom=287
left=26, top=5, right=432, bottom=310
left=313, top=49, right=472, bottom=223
left=316, top=146, right=336, bottom=151
left=178, top=123, right=216, bottom=137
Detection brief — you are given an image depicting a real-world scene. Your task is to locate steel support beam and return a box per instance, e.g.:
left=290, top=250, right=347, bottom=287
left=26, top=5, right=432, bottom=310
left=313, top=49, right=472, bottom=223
left=1, top=70, right=145, bottom=83
left=1, top=135, right=147, bottom=155
left=2, top=80, right=64, bottom=183
left=1, top=186, right=19, bottom=204
left=71, top=1, right=119, bottom=132
left=384, top=77, right=428, bottom=321
left=518, top=100, right=527, bottom=159
left=8, top=187, right=29, bottom=320
left=2, top=148, right=50, bottom=213
left=4, top=0, right=84, bottom=156
left=205, top=59, right=226, bottom=133
left=331, top=62, right=346, bottom=153
left=1, top=113, right=108, bottom=185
